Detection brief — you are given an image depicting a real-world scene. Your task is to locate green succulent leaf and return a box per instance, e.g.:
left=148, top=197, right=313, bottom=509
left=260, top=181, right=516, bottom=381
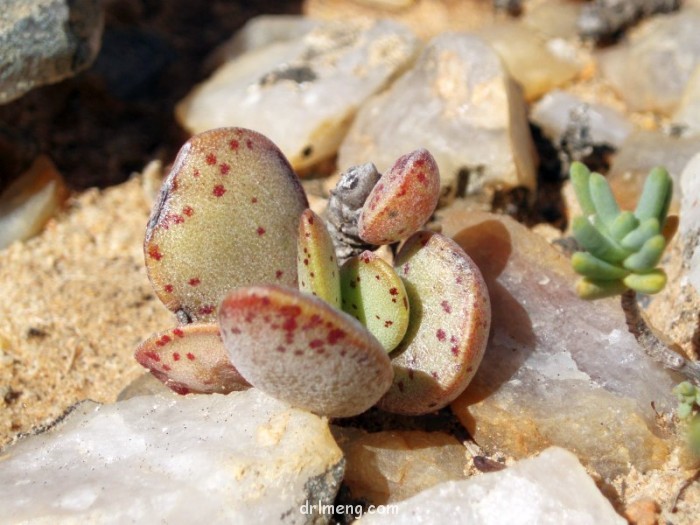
left=571, top=252, right=629, bottom=280
left=634, top=166, right=672, bottom=224
left=589, top=172, right=620, bottom=228
left=339, top=251, right=409, bottom=353
left=570, top=161, right=596, bottom=216
left=609, top=211, right=639, bottom=241
left=622, top=234, right=666, bottom=272
left=620, top=218, right=660, bottom=252
left=622, top=269, right=667, bottom=294
left=575, top=278, right=628, bottom=300
left=572, top=216, right=629, bottom=263
left=297, top=209, right=341, bottom=309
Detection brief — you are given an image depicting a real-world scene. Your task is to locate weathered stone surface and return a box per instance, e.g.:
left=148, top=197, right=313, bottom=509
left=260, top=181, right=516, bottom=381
left=597, top=9, right=700, bottom=114
left=530, top=89, right=633, bottom=148
left=680, top=152, right=700, bottom=294
left=304, top=0, right=496, bottom=40
left=606, top=131, right=700, bottom=213
left=477, top=22, right=583, bottom=100
left=674, top=64, right=700, bottom=136
left=332, top=427, right=469, bottom=505
left=522, top=0, right=582, bottom=39
left=0, top=390, right=344, bottom=524
left=338, top=34, right=537, bottom=201
left=177, top=19, right=419, bottom=171
left=439, top=211, right=679, bottom=479
left=357, top=447, right=626, bottom=524
left=0, top=155, right=67, bottom=249
left=0, top=0, right=104, bottom=104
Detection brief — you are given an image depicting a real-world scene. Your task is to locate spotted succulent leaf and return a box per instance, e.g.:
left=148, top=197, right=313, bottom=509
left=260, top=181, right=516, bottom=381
left=297, top=209, right=341, bottom=308
left=135, top=324, right=249, bottom=395
left=219, top=285, right=393, bottom=418
left=377, top=231, right=491, bottom=415
left=358, top=149, right=440, bottom=245
left=339, top=250, right=409, bottom=353
left=145, top=127, right=308, bottom=322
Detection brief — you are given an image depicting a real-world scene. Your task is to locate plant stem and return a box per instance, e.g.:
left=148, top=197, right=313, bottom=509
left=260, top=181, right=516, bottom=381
left=621, top=289, right=700, bottom=386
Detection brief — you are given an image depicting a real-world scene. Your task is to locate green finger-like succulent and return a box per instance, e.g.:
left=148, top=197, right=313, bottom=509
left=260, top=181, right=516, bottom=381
left=339, top=250, right=409, bottom=353
left=568, top=162, right=673, bottom=299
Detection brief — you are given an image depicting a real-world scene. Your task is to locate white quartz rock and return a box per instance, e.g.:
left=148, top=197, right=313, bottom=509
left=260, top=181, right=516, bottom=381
left=338, top=33, right=537, bottom=200
left=680, top=152, right=700, bottom=293
left=597, top=9, right=700, bottom=114
left=357, top=447, right=626, bottom=525
left=530, top=90, right=633, bottom=148
left=177, top=19, right=419, bottom=171
left=0, top=390, right=344, bottom=524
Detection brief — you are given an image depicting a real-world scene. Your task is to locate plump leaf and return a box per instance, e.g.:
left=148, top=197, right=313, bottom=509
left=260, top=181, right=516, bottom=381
left=219, top=285, right=393, bottom=418
left=340, top=251, right=409, bottom=353
left=635, top=166, right=672, bottom=223
left=570, top=161, right=596, bottom=216
left=609, top=211, right=639, bottom=241
left=145, top=127, right=308, bottom=322
left=620, top=218, right=660, bottom=252
left=377, top=231, right=491, bottom=415
left=589, top=172, right=620, bottom=229
left=575, top=278, right=628, bottom=300
left=623, top=234, right=666, bottom=272
left=135, top=324, right=249, bottom=395
left=571, top=252, right=629, bottom=280
left=358, top=149, right=440, bottom=245
left=297, top=209, right=341, bottom=308
left=572, top=216, right=629, bottom=263
left=623, top=269, right=667, bottom=294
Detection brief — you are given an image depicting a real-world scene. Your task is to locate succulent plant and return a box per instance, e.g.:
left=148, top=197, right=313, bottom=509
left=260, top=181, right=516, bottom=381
left=673, top=381, right=700, bottom=456
left=136, top=127, right=491, bottom=419
left=569, top=161, right=673, bottom=299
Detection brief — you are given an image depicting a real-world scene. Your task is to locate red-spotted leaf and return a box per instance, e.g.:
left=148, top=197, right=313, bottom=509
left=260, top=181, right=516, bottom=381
left=145, top=127, right=308, bottom=323
left=377, top=231, right=491, bottom=415
left=297, top=209, right=341, bottom=308
left=358, top=149, right=440, bottom=245
left=340, top=251, right=409, bottom=353
left=219, top=285, right=393, bottom=418
left=134, top=324, right=249, bottom=395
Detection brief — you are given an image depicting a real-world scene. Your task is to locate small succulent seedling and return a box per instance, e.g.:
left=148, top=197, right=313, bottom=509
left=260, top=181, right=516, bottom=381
left=136, top=129, right=491, bottom=419
left=377, top=231, right=491, bottom=415
left=144, top=128, right=307, bottom=323
left=339, top=250, right=409, bottom=352
left=673, top=382, right=700, bottom=456
left=569, top=162, right=672, bottom=299
left=134, top=324, right=249, bottom=395
left=218, top=285, right=393, bottom=418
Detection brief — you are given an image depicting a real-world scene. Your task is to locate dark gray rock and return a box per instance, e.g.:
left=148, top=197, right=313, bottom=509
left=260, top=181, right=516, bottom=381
left=0, top=0, right=104, bottom=104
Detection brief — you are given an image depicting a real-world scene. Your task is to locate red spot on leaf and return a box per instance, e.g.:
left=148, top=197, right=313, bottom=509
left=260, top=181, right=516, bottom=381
left=436, top=329, right=446, bottom=341
left=229, top=139, right=239, bottom=150
left=173, top=352, right=181, bottom=361
left=451, top=346, right=459, bottom=356
left=170, top=384, right=191, bottom=395
left=327, top=329, right=346, bottom=344
left=188, top=278, right=201, bottom=286
left=441, top=301, right=452, bottom=313
left=144, top=351, right=160, bottom=362
left=308, top=215, right=314, bottom=224
left=199, top=305, right=215, bottom=316
left=251, top=197, right=258, bottom=204
left=164, top=284, right=174, bottom=293
left=384, top=320, right=393, bottom=327
left=160, top=335, right=172, bottom=345
left=275, top=270, right=284, bottom=279
left=183, top=206, right=194, bottom=217
left=309, top=339, right=324, bottom=349
left=276, top=346, right=286, bottom=353
left=303, top=259, right=309, bottom=266
left=246, top=139, right=253, bottom=149
left=257, top=226, right=266, bottom=236
left=173, top=328, right=184, bottom=338
left=193, top=169, right=200, bottom=177
left=148, top=245, right=163, bottom=261
left=389, top=287, right=398, bottom=296
left=213, top=184, right=226, bottom=197
left=206, top=153, right=217, bottom=165
left=220, top=163, right=230, bottom=175
left=186, top=352, right=195, bottom=361
left=162, top=364, right=171, bottom=372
